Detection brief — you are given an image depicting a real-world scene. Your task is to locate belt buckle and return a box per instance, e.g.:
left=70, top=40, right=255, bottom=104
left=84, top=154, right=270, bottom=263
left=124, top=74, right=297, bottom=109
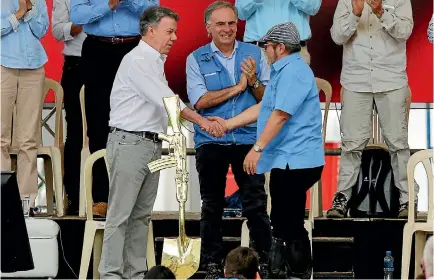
left=152, top=133, right=159, bottom=142
left=111, top=37, right=123, bottom=44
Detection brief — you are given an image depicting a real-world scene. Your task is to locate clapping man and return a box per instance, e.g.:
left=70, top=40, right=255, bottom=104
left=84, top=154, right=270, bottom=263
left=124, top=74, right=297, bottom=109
left=186, top=1, right=272, bottom=278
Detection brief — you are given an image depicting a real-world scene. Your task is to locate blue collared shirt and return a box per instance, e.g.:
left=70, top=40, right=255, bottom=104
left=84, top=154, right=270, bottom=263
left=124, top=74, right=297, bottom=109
left=235, top=0, right=322, bottom=42
left=256, top=53, right=324, bottom=174
left=70, top=0, right=158, bottom=37
left=1, top=0, right=49, bottom=69
left=186, top=40, right=270, bottom=107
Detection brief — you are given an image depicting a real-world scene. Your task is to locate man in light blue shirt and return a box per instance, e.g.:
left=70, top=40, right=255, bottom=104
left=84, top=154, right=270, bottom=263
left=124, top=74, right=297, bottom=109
left=1, top=0, right=49, bottom=213
left=235, top=0, right=322, bottom=64
left=210, top=22, right=325, bottom=279
left=185, top=1, right=272, bottom=278
left=70, top=0, right=158, bottom=217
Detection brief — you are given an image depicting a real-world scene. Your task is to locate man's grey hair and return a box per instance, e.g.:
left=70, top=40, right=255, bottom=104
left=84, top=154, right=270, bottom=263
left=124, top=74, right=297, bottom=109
left=423, top=236, right=433, bottom=278
left=283, top=43, right=301, bottom=54
left=139, top=6, right=179, bottom=36
left=204, top=1, right=238, bottom=25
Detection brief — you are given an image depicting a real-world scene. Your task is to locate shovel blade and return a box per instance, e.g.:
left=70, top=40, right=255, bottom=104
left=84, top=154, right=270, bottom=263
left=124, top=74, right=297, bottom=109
left=161, top=237, right=201, bottom=279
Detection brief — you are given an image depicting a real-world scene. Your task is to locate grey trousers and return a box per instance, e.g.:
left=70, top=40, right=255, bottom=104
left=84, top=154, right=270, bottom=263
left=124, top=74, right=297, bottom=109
left=337, top=86, right=418, bottom=205
left=99, top=130, right=162, bottom=279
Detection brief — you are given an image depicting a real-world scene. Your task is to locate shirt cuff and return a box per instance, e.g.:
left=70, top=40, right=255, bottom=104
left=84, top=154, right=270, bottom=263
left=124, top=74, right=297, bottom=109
left=7, top=14, right=20, bottom=32
left=63, top=22, right=74, bottom=41
left=348, top=13, right=360, bottom=29
left=24, top=4, right=38, bottom=22
left=379, top=9, right=394, bottom=25
left=179, top=100, right=187, bottom=111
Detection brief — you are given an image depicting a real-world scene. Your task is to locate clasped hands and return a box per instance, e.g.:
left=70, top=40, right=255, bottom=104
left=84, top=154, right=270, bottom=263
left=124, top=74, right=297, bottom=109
left=198, top=116, right=228, bottom=139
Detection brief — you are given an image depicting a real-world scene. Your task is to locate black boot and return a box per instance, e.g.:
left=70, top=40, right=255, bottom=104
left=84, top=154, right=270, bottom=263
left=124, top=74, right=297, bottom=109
left=268, top=237, right=288, bottom=279
left=285, top=236, right=312, bottom=279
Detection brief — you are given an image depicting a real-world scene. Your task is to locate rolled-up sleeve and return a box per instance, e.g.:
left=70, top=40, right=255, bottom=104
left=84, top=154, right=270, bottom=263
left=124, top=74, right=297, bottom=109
left=379, top=0, right=413, bottom=42
left=186, top=53, right=207, bottom=107
left=235, top=0, right=263, bottom=20
left=330, top=0, right=359, bottom=45
left=258, top=50, right=270, bottom=85
left=274, top=70, right=311, bottom=116
left=52, top=0, right=74, bottom=41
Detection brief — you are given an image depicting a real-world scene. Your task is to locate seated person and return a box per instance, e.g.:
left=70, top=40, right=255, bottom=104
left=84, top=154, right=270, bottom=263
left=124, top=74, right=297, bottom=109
left=223, top=247, right=260, bottom=279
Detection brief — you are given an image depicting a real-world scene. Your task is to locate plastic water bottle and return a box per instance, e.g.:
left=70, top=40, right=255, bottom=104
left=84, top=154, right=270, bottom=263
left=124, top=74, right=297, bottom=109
left=384, top=251, right=394, bottom=279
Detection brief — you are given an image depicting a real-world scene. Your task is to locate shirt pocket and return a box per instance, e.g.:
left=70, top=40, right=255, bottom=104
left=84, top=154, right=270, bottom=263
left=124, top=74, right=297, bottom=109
left=382, top=0, right=397, bottom=12
left=203, top=68, right=222, bottom=91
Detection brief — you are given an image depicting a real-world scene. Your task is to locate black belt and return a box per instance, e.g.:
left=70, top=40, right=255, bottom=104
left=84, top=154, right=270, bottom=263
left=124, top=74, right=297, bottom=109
left=87, top=34, right=141, bottom=45
left=109, top=127, right=161, bottom=142
left=246, top=40, right=307, bottom=47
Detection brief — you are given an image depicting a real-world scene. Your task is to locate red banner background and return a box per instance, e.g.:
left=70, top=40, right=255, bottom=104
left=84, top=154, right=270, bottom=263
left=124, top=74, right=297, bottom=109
left=42, top=0, right=433, bottom=103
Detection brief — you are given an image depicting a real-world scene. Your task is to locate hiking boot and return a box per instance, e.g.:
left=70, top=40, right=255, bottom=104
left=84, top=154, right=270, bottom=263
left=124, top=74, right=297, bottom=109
left=285, top=236, right=312, bottom=279
left=326, top=192, right=349, bottom=218
left=205, top=263, right=224, bottom=279
left=269, top=237, right=288, bottom=279
left=398, top=202, right=417, bottom=219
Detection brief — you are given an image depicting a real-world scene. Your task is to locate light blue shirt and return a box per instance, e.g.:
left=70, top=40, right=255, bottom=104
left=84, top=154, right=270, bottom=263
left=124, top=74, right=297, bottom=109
left=70, top=0, right=158, bottom=37
left=235, top=0, right=322, bottom=42
left=1, top=0, right=49, bottom=69
left=186, top=40, right=270, bottom=107
left=256, top=53, right=324, bottom=174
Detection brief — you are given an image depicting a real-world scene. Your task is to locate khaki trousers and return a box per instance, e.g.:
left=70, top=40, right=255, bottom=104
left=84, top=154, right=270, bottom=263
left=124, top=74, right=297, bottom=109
left=337, top=86, right=418, bottom=205
left=1, top=66, right=45, bottom=207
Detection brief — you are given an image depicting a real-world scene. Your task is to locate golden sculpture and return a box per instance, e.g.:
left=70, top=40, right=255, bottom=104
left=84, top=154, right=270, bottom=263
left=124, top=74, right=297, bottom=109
left=147, top=95, right=201, bottom=279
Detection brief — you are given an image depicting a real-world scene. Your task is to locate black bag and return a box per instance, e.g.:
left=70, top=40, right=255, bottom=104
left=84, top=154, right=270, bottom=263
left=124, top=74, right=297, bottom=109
left=348, top=147, right=400, bottom=218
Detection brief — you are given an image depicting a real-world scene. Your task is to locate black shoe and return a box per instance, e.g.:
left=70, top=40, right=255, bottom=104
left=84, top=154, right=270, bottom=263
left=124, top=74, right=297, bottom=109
left=258, top=263, right=270, bottom=279
left=326, top=192, right=349, bottom=218
left=205, top=263, right=224, bottom=279
left=268, top=237, right=288, bottom=279
left=285, top=236, right=312, bottom=279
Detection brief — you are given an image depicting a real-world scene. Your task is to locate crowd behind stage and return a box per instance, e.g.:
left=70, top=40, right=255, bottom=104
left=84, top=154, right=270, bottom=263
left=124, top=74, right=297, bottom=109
left=1, top=0, right=433, bottom=279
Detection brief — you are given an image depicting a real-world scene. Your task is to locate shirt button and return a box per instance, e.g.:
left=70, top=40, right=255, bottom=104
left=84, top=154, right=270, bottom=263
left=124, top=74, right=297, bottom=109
left=371, top=69, right=373, bottom=71
left=370, top=24, right=372, bottom=26
left=370, top=36, right=372, bottom=38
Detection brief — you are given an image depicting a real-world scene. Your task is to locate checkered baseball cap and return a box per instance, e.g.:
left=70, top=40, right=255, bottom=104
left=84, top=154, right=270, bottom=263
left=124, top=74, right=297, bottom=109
left=259, top=22, right=300, bottom=45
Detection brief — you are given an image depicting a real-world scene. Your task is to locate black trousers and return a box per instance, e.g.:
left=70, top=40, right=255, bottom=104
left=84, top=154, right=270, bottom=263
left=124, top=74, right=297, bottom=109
left=196, top=144, right=272, bottom=265
left=270, top=165, right=323, bottom=241
left=81, top=36, right=139, bottom=203
left=61, top=55, right=84, bottom=211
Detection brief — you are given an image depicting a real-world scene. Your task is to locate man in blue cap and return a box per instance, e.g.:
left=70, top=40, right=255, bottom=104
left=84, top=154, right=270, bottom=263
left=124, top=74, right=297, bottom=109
left=210, top=21, right=325, bottom=279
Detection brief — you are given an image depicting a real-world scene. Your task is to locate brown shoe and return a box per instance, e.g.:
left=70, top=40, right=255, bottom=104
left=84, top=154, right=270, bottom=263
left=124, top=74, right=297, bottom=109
left=92, top=202, right=108, bottom=217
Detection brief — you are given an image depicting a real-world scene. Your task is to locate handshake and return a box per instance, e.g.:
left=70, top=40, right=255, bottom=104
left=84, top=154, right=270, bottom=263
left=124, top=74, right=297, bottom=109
left=199, top=116, right=231, bottom=138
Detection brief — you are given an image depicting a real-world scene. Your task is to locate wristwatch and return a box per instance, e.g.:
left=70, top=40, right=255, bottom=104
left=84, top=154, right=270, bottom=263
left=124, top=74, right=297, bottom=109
left=253, top=143, right=263, bottom=152
left=252, top=79, right=260, bottom=89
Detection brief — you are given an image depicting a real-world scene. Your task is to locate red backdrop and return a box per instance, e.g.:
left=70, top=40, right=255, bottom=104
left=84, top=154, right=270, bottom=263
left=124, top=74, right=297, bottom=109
left=42, top=0, right=433, bottom=103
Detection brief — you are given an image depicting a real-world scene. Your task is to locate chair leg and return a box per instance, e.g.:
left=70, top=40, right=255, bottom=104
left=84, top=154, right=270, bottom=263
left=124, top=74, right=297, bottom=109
left=93, top=229, right=104, bottom=279
left=241, top=220, right=250, bottom=247
left=51, top=147, right=64, bottom=217
left=79, top=223, right=97, bottom=279
left=79, top=148, right=89, bottom=217
left=401, top=225, right=413, bottom=280
left=147, top=221, right=156, bottom=269
left=44, top=158, right=54, bottom=215
left=414, top=231, right=426, bottom=277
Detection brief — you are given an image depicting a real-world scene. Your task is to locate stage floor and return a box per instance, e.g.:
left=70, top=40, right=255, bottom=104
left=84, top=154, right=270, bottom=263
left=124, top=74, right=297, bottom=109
left=44, top=212, right=428, bottom=279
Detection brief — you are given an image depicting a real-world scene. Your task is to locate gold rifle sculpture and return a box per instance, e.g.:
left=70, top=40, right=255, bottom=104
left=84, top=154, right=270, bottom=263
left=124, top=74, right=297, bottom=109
left=147, top=95, right=200, bottom=279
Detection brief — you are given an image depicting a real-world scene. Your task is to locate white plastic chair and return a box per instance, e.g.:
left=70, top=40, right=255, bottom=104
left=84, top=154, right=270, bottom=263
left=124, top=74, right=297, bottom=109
left=78, top=149, right=156, bottom=279
left=401, top=149, right=433, bottom=280
left=79, top=85, right=90, bottom=217
left=11, top=78, right=65, bottom=216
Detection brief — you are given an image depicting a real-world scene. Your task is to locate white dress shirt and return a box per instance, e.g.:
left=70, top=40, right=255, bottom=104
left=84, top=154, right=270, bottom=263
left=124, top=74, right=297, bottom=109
left=109, top=40, right=187, bottom=133
left=331, top=0, right=413, bottom=93
left=52, top=0, right=86, bottom=56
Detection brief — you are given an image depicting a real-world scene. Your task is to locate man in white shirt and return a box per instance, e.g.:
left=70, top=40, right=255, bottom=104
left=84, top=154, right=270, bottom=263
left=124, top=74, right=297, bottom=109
left=98, top=6, right=223, bottom=279
left=52, top=0, right=86, bottom=215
